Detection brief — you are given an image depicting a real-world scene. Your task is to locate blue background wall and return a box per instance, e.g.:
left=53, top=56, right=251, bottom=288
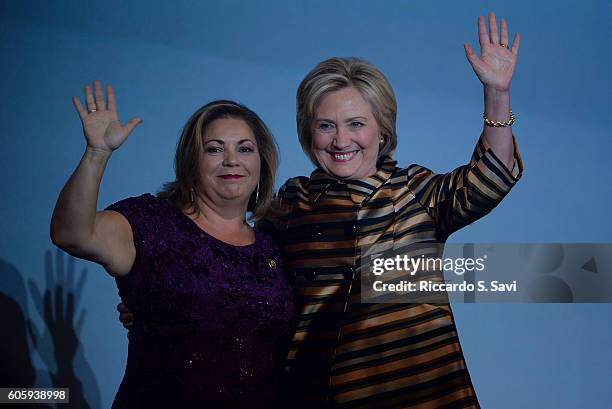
left=1, top=0, right=610, bottom=407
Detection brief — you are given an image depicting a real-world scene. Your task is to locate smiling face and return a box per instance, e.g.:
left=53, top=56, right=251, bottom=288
left=311, top=86, right=381, bottom=180
left=196, top=117, right=261, bottom=208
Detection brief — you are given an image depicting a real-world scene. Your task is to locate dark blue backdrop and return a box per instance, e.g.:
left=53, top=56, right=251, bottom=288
left=1, top=1, right=610, bottom=407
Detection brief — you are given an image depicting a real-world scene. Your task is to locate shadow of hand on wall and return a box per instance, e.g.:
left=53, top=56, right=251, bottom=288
left=0, top=258, right=52, bottom=408
left=27, top=249, right=94, bottom=409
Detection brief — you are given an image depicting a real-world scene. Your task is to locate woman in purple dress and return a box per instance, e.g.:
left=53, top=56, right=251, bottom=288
left=50, top=81, right=296, bottom=408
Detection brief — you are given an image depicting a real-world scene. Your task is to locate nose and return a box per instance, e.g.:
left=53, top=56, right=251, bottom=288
left=222, top=148, right=238, bottom=167
left=333, top=127, right=351, bottom=150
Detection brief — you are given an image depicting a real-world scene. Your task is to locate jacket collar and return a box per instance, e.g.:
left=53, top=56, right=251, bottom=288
left=306, top=156, right=397, bottom=204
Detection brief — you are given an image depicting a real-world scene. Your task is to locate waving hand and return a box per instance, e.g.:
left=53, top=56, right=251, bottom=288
left=464, top=12, right=521, bottom=92
left=72, top=80, right=142, bottom=152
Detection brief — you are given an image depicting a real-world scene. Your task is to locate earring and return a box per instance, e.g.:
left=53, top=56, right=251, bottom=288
left=255, top=184, right=260, bottom=204
left=379, top=136, right=384, bottom=145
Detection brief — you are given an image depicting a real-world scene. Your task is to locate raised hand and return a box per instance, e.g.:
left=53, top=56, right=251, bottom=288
left=72, top=80, right=142, bottom=153
left=464, top=12, right=520, bottom=92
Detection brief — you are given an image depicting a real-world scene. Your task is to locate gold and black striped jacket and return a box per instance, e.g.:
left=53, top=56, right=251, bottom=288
left=259, top=134, right=523, bottom=408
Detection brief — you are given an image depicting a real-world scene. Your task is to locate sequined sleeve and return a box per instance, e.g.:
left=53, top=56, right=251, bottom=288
left=105, top=193, right=161, bottom=270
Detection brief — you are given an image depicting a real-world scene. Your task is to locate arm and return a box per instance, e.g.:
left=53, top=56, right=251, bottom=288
left=50, top=80, right=142, bottom=276
left=464, top=12, right=521, bottom=169
left=407, top=134, right=523, bottom=240
left=404, top=12, right=523, bottom=238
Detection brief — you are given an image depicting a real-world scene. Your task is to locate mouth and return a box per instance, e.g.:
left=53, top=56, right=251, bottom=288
left=328, top=150, right=358, bottom=162
left=218, top=174, right=245, bottom=180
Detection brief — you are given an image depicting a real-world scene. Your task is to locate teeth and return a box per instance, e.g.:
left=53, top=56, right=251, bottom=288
left=334, top=152, right=354, bottom=160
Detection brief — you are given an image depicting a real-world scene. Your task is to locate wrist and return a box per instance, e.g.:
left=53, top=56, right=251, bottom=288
left=483, top=87, right=511, bottom=119
left=483, top=109, right=515, bottom=127
left=484, top=86, right=510, bottom=102
left=84, top=145, right=113, bottom=161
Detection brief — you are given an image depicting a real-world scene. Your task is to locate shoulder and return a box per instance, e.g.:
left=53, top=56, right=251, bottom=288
left=401, top=163, right=435, bottom=179
left=383, top=163, right=445, bottom=208
left=273, top=176, right=310, bottom=208
left=105, top=193, right=161, bottom=214
left=372, top=156, right=436, bottom=189
left=385, top=163, right=437, bottom=187
left=104, top=193, right=174, bottom=244
left=278, top=176, right=310, bottom=196
left=105, top=193, right=179, bottom=220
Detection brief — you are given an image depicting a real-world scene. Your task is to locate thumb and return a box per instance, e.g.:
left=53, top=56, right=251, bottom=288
left=464, top=43, right=476, bottom=62
left=122, top=117, right=143, bottom=136
left=464, top=43, right=483, bottom=72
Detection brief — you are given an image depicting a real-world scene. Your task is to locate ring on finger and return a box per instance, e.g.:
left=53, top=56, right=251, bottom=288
left=500, top=43, right=509, bottom=48
left=88, top=105, right=97, bottom=113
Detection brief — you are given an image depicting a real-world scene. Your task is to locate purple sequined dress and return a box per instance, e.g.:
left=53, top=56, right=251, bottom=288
left=105, top=194, right=296, bottom=409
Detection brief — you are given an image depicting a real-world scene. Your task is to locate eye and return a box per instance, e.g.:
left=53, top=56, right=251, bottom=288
left=239, top=145, right=255, bottom=153
left=350, top=121, right=365, bottom=128
left=318, top=122, right=334, bottom=131
left=206, top=146, right=223, bottom=153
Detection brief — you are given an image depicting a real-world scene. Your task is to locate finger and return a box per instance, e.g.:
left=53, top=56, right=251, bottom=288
left=464, top=43, right=473, bottom=60
left=72, top=97, right=87, bottom=120
left=488, top=12, right=499, bottom=44
left=123, top=117, right=143, bottom=136
left=119, top=312, right=134, bottom=324
left=85, top=84, right=96, bottom=112
left=464, top=43, right=483, bottom=70
left=500, top=18, right=509, bottom=47
left=511, top=32, right=521, bottom=54
left=117, top=302, right=129, bottom=313
left=477, top=16, right=489, bottom=50
left=93, top=80, right=106, bottom=110
left=107, top=84, right=117, bottom=112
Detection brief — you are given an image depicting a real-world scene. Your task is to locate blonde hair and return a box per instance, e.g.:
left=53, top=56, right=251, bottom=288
left=158, top=100, right=278, bottom=221
left=296, top=57, right=397, bottom=166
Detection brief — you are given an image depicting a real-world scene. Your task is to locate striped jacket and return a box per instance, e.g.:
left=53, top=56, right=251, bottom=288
left=259, top=134, right=523, bottom=408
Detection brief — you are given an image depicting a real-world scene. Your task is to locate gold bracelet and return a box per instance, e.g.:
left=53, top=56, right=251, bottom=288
left=483, top=109, right=515, bottom=127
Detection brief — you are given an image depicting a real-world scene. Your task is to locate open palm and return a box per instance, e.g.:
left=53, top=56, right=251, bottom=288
left=464, top=12, right=521, bottom=92
left=72, top=80, right=141, bottom=152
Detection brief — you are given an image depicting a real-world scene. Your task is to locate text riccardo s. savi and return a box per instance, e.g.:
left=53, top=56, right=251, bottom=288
left=369, top=254, right=517, bottom=293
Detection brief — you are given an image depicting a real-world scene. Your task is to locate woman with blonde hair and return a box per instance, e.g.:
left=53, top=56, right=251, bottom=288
left=259, top=12, right=522, bottom=408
